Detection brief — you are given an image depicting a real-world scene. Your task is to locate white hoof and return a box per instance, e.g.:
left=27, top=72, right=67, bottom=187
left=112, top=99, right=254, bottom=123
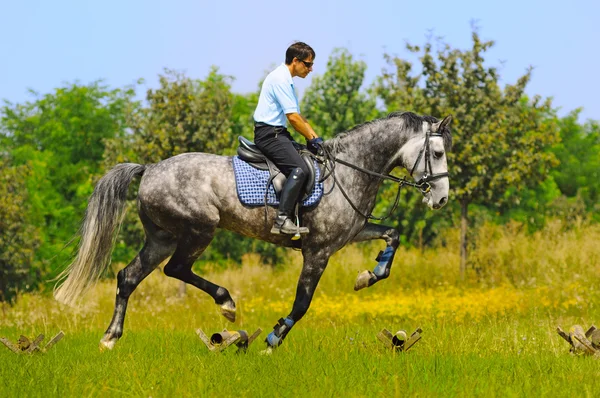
left=260, top=347, right=274, bottom=356
left=220, top=301, right=236, bottom=323
left=99, top=338, right=116, bottom=351
left=354, top=270, right=375, bottom=291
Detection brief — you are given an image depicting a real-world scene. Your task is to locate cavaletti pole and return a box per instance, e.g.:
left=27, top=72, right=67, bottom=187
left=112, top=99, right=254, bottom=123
left=196, top=328, right=262, bottom=352
left=0, top=331, right=64, bottom=354
left=556, top=324, right=599, bottom=356
left=377, top=327, right=422, bottom=351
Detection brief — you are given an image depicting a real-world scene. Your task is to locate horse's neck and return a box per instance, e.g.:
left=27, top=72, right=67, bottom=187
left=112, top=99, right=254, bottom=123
left=329, top=119, right=414, bottom=215
left=334, top=119, right=411, bottom=175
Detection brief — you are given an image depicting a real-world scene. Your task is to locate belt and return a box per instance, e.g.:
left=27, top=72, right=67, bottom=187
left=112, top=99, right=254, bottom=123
left=254, top=122, right=284, bottom=128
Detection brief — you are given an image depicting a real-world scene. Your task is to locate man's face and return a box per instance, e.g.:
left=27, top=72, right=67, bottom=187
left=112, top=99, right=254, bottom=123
left=293, top=55, right=314, bottom=78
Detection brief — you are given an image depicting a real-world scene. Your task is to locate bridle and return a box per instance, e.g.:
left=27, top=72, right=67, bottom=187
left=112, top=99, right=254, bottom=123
left=409, top=128, right=449, bottom=190
left=316, top=127, right=448, bottom=221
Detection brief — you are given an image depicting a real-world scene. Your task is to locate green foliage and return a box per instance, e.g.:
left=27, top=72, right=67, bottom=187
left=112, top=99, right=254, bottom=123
left=493, top=111, right=600, bottom=227
left=122, top=67, right=236, bottom=163
left=373, top=29, right=561, bottom=268
left=375, top=31, right=560, bottom=207
left=0, top=82, right=135, bottom=279
left=1, top=83, right=131, bottom=167
left=550, top=111, right=600, bottom=220
left=494, top=176, right=562, bottom=229
left=231, top=92, right=258, bottom=141
left=0, top=157, right=40, bottom=303
left=302, top=48, right=380, bottom=138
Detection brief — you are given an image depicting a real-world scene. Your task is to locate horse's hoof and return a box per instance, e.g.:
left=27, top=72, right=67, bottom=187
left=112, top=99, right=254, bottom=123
left=260, top=346, right=274, bottom=356
left=220, top=301, right=236, bottom=323
left=99, top=338, right=116, bottom=351
left=354, top=270, right=376, bottom=291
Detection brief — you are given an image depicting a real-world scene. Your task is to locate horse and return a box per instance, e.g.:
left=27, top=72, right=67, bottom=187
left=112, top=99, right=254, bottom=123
left=54, top=111, right=452, bottom=350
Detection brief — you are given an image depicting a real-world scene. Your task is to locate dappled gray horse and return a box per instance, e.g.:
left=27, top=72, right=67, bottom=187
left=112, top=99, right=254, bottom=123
left=54, top=111, right=452, bottom=350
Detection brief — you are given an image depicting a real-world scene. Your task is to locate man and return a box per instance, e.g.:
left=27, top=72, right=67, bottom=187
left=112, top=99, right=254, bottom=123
left=253, top=42, right=323, bottom=236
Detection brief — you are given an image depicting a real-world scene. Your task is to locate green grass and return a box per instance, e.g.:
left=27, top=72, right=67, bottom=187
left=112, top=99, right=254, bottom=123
left=2, top=268, right=600, bottom=398
left=2, top=317, right=600, bottom=397
left=2, top=221, right=600, bottom=397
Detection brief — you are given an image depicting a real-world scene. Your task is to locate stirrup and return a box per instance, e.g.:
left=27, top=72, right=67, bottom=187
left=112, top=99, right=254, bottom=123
left=271, top=217, right=309, bottom=237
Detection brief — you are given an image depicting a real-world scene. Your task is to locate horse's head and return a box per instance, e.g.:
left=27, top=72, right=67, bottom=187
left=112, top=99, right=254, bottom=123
left=401, top=115, right=452, bottom=210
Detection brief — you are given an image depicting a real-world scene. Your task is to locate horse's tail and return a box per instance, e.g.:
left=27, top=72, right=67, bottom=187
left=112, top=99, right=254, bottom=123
left=54, top=163, right=146, bottom=306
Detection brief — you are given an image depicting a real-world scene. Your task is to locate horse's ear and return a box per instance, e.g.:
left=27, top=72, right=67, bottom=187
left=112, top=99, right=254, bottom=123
left=433, top=115, right=453, bottom=132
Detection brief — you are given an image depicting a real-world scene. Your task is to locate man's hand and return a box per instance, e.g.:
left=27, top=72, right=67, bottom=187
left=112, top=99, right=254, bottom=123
left=307, top=137, right=324, bottom=155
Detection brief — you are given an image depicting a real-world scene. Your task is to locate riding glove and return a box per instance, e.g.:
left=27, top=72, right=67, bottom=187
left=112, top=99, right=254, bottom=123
left=307, top=137, right=324, bottom=155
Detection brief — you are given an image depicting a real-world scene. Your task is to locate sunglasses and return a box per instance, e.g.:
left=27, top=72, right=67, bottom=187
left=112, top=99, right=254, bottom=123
left=297, top=58, right=313, bottom=68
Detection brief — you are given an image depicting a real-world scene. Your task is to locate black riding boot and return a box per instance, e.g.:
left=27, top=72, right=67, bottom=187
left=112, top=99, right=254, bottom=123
left=271, top=167, right=309, bottom=236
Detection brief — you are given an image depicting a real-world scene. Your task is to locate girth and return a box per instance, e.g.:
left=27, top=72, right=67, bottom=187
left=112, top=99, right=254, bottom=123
left=236, top=136, right=317, bottom=200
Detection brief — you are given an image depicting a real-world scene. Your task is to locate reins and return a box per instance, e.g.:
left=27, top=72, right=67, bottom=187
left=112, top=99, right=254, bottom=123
left=314, top=129, right=448, bottom=221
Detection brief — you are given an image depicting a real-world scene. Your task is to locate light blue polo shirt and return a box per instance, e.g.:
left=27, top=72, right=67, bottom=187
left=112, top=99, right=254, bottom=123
left=253, top=63, right=300, bottom=127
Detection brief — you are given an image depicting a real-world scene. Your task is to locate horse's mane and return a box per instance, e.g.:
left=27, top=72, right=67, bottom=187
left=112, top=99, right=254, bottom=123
left=325, top=111, right=453, bottom=154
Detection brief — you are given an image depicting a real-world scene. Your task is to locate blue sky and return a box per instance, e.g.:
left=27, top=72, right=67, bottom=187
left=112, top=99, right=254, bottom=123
left=1, top=0, right=598, bottom=121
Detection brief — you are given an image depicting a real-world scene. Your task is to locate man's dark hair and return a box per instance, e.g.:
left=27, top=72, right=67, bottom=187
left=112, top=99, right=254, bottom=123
left=285, top=42, right=315, bottom=65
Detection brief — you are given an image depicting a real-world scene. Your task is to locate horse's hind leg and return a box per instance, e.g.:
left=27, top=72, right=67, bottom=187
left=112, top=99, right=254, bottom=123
left=351, top=222, right=400, bottom=290
left=100, top=225, right=176, bottom=350
left=163, top=226, right=237, bottom=322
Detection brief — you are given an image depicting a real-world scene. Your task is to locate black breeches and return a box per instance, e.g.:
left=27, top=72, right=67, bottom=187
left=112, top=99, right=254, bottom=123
left=254, top=124, right=309, bottom=177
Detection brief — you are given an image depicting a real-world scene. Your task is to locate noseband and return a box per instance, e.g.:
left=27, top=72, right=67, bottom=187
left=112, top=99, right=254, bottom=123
left=318, top=127, right=448, bottom=221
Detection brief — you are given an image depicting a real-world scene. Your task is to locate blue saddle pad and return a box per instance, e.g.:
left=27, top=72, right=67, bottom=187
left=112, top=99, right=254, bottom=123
left=232, top=156, right=324, bottom=207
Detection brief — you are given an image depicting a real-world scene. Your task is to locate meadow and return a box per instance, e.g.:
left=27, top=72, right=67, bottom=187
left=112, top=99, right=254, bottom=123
left=1, top=220, right=600, bottom=397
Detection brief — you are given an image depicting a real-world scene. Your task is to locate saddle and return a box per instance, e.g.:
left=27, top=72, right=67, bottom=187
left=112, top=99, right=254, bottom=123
left=236, top=136, right=317, bottom=200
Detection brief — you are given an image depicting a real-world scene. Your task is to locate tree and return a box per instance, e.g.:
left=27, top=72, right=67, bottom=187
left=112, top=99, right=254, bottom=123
left=231, top=92, right=259, bottom=142
left=111, top=67, right=236, bottom=165
left=1, top=82, right=135, bottom=278
left=550, top=111, right=600, bottom=220
left=0, top=157, right=40, bottom=304
left=374, top=29, right=560, bottom=278
left=302, top=48, right=380, bottom=138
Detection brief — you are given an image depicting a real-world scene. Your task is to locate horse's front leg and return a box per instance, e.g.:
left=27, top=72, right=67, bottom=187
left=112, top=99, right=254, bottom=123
left=352, top=223, right=400, bottom=291
left=265, top=248, right=330, bottom=348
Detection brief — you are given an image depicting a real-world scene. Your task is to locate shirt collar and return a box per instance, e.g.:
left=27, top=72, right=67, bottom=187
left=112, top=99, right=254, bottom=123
left=280, top=63, right=293, bottom=84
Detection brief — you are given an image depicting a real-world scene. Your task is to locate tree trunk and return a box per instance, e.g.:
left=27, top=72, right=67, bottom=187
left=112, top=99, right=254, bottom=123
left=460, top=199, right=469, bottom=280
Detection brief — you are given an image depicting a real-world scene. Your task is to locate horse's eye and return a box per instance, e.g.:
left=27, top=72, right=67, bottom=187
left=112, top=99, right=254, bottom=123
left=434, top=151, right=444, bottom=159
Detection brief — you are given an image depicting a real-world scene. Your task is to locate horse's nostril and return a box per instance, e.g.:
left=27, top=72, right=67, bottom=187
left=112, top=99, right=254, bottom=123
left=439, top=197, right=447, bottom=206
